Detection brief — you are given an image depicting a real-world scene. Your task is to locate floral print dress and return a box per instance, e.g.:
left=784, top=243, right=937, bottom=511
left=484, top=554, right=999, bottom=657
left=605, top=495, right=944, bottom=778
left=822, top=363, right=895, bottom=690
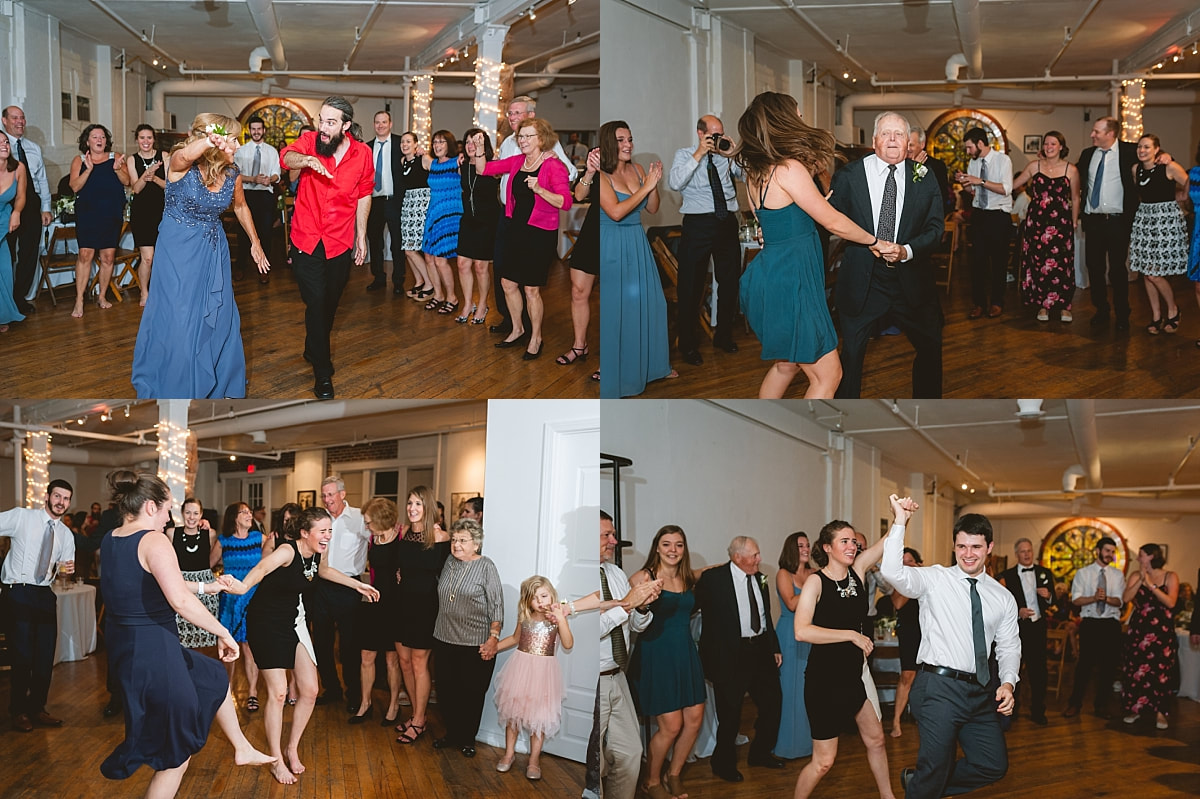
left=1121, top=582, right=1178, bottom=716
left=1019, top=170, right=1075, bottom=312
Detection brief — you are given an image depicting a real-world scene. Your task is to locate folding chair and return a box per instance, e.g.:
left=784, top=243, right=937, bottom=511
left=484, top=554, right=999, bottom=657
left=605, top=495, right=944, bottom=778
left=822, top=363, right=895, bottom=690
left=36, top=226, right=79, bottom=306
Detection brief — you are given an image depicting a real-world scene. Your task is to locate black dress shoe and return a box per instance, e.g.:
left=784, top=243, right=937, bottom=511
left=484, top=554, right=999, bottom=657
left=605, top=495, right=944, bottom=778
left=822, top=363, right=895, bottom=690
left=103, top=700, right=121, bottom=718
left=711, top=767, right=743, bottom=783
left=901, top=767, right=915, bottom=794
left=748, top=755, right=784, bottom=769
left=1031, top=714, right=1048, bottom=726
left=495, top=333, right=529, bottom=349
left=489, top=323, right=513, bottom=336
left=522, top=342, right=543, bottom=361
left=713, top=338, right=739, bottom=353
left=313, top=377, right=335, bottom=400
left=432, top=736, right=453, bottom=749
left=346, top=700, right=360, bottom=714
left=17, top=301, right=36, bottom=315
left=680, top=349, right=703, bottom=366
left=460, top=746, right=476, bottom=758
left=1114, top=318, right=1130, bottom=333
left=348, top=706, right=372, bottom=724
left=315, top=692, right=344, bottom=706
left=394, top=285, right=406, bottom=295
left=366, top=280, right=386, bottom=292
left=302, top=350, right=313, bottom=365
left=1090, top=313, right=1110, bottom=329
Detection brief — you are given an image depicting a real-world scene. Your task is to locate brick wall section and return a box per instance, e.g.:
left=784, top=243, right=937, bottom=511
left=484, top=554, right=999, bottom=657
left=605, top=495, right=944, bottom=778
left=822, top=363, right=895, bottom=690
left=327, top=440, right=399, bottom=465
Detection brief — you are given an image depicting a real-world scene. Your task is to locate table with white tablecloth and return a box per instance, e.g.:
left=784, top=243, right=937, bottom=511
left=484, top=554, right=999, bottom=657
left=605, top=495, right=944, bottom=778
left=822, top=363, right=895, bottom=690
left=52, top=582, right=97, bottom=665
left=1178, top=631, right=1200, bottom=702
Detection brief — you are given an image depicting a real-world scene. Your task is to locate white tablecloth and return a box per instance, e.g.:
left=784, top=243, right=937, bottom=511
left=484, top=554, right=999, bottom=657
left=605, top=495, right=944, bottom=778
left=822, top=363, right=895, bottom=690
left=1178, top=631, right=1200, bottom=702
left=53, top=582, right=97, bottom=665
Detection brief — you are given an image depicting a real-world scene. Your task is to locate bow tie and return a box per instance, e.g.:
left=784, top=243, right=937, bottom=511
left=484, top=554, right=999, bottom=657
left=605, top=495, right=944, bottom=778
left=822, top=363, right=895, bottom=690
left=1020, top=567, right=1035, bottom=573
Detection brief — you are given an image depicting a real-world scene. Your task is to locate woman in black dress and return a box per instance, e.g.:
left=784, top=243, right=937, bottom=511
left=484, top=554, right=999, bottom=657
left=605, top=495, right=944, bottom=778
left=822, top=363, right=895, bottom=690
left=69, top=123, right=130, bottom=318
left=890, top=547, right=922, bottom=738
left=456, top=128, right=500, bottom=324
left=221, top=507, right=379, bottom=785
left=793, top=520, right=897, bottom=799
left=392, top=485, right=450, bottom=744
left=100, top=470, right=272, bottom=798
left=560, top=147, right=600, bottom=373
left=126, top=124, right=168, bottom=305
left=350, top=497, right=405, bottom=727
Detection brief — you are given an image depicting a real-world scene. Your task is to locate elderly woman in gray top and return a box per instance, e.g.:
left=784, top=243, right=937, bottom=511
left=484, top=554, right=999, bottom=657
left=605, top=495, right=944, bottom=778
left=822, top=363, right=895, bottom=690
left=431, top=518, right=504, bottom=758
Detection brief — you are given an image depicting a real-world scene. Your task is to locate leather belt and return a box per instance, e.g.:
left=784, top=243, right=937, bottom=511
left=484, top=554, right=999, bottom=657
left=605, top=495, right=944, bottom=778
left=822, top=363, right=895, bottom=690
left=919, top=663, right=978, bottom=684
left=1086, top=212, right=1124, bottom=219
left=600, top=667, right=622, bottom=677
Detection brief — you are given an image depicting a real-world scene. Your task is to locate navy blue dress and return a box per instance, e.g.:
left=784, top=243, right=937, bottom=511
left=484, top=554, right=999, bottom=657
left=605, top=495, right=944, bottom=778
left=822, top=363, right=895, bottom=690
left=75, top=155, right=126, bottom=249
left=100, top=530, right=228, bottom=779
left=131, top=165, right=246, bottom=398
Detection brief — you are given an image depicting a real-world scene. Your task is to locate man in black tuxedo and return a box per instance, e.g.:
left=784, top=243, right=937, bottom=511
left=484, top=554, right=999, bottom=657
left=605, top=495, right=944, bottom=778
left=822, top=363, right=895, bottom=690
left=829, top=111, right=946, bottom=398
left=1076, top=116, right=1138, bottom=331
left=366, top=110, right=405, bottom=293
left=998, top=538, right=1053, bottom=725
left=693, top=535, right=782, bottom=782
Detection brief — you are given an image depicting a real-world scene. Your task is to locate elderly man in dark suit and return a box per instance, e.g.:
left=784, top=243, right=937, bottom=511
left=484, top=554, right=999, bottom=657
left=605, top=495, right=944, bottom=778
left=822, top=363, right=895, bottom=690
left=365, top=109, right=406, bottom=294
left=998, top=538, right=1054, bottom=725
left=1076, top=116, right=1139, bottom=331
left=693, top=535, right=783, bottom=782
left=829, top=111, right=946, bottom=398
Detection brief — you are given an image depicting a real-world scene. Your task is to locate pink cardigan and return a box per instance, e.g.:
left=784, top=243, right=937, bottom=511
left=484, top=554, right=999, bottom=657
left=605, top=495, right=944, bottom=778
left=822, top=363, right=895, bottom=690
left=481, top=154, right=572, bottom=231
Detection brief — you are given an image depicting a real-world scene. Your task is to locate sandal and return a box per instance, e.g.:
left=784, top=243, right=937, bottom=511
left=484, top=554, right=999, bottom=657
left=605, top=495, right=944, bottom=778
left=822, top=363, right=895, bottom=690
left=425, top=297, right=443, bottom=311
left=456, top=305, right=475, bottom=324
left=1162, top=310, right=1180, bottom=333
left=406, top=283, right=426, bottom=299
left=246, top=696, right=259, bottom=713
left=1146, top=318, right=1163, bottom=335
left=396, top=720, right=427, bottom=744
left=413, top=287, right=434, bottom=301
left=471, top=306, right=489, bottom=324
left=556, top=346, right=589, bottom=365
left=437, top=300, right=460, bottom=315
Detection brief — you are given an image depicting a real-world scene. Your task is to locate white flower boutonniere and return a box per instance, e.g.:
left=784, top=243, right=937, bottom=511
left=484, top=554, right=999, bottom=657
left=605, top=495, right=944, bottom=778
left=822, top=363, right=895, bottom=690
left=757, top=573, right=768, bottom=591
left=912, top=163, right=928, bottom=184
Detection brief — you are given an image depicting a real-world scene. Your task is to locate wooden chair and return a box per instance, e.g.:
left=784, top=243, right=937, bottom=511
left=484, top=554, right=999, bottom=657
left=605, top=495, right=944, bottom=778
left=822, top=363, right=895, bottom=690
left=86, top=223, right=140, bottom=303
left=650, top=236, right=679, bottom=304
left=1046, top=627, right=1071, bottom=698
left=935, top=215, right=960, bottom=294
left=36, top=226, right=79, bottom=306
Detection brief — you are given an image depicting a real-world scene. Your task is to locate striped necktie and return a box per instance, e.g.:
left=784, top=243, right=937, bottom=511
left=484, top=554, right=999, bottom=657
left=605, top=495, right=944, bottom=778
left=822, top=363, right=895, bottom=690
left=599, top=566, right=629, bottom=670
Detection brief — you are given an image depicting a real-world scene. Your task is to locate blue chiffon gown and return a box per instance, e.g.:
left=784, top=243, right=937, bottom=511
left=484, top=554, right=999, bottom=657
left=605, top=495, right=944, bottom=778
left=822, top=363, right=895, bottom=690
left=0, top=179, right=25, bottom=326
left=131, top=165, right=247, bottom=398
left=599, top=189, right=672, bottom=397
left=775, top=581, right=813, bottom=758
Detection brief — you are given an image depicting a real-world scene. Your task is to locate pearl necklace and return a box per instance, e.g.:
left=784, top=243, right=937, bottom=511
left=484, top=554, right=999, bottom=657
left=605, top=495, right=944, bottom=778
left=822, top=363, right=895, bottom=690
left=522, top=152, right=545, bottom=172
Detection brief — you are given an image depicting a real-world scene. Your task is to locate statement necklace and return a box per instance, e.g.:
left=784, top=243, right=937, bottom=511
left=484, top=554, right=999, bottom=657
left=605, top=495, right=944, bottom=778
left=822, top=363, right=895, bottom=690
left=181, top=529, right=201, bottom=554
left=826, top=568, right=857, bottom=598
left=467, top=165, right=478, bottom=217
left=299, top=548, right=319, bottom=581
left=1137, top=164, right=1156, bottom=186
left=401, top=156, right=416, bottom=176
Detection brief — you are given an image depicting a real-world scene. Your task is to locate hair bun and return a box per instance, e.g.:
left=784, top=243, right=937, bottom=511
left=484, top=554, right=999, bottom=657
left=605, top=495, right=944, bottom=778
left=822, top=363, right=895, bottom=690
left=108, top=469, right=139, bottom=492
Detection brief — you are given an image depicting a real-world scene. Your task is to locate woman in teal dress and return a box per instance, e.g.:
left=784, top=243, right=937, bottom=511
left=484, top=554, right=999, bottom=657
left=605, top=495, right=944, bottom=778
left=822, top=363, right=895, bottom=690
left=598, top=120, right=675, bottom=397
left=735, top=92, right=882, bottom=399
left=0, top=136, right=28, bottom=331
left=774, top=532, right=816, bottom=759
left=627, top=525, right=705, bottom=799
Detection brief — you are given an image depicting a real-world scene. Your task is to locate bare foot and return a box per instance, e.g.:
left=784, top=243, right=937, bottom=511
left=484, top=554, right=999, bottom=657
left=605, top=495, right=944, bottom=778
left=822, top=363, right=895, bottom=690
left=666, top=369, right=679, bottom=378
left=234, top=745, right=275, bottom=767
left=890, top=726, right=902, bottom=738
left=285, top=747, right=305, bottom=774
left=0, top=325, right=7, bottom=333
left=71, top=303, right=85, bottom=318
left=98, top=299, right=113, bottom=309
left=139, top=298, right=147, bottom=307
left=269, top=761, right=297, bottom=785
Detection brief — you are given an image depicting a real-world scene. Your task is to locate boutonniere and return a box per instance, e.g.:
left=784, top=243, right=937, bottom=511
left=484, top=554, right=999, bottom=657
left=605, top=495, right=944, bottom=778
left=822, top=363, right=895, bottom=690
left=757, top=573, right=768, bottom=590
left=912, top=163, right=928, bottom=183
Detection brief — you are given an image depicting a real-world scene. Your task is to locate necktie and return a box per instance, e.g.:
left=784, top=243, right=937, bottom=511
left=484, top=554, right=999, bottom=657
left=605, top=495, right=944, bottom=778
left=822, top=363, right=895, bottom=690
left=967, top=577, right=989, bottom=687
left=974, top=157, right=987, bottom=209
left=35, top=520, right=55, bottom=583
left=877, top=164, right=897, bottom=243
left=15, top=137, right=28, bottom=169
left=746, top=573, right=762, bottom=634
left=598, top=567, right=629, bottom=670
left=707, top=154, right=729, bottom=220
left=375, top=141, right=384, bottom=193
left=1096, top=566, right=1106, bottom=602
left=251, top=144, right=261, bottom=178
left=1090, top=149, right=1107, bottom=209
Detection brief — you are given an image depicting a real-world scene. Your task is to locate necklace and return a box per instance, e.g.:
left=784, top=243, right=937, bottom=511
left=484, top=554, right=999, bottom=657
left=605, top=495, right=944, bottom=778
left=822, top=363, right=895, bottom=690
left=401, top=156, right=415, bottom=176
left=522, top=152, right=545, bottom=171
left=299, top=547, right=319, bottom=581
left=467, top=165, right=478, bottom=217
left=1138, top=164, right=1156, bottom=186
left=826, top=569, right=857, bottom=598
left=181, top=529, right=200, bottom=554
left=447, top=558, right=473, bottom=602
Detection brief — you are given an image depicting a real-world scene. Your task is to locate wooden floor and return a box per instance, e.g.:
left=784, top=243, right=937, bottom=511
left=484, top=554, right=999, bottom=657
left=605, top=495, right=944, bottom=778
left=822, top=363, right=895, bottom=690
left=639, top=268, right=1200, bottom=399
left=0, top=250, right=599, bottom=399
left=0, top=649, right=582, bottom=799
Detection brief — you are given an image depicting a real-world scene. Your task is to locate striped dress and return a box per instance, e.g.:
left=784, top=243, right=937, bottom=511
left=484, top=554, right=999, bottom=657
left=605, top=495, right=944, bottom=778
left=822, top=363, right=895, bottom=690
left=217, top=530, right=262, bottom=642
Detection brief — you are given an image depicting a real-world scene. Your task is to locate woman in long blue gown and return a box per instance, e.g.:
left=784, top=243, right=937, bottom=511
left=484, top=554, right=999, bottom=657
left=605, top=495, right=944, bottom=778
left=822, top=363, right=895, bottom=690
left=0, top=137, right=28, bottom=331
left=131, top=113, right=270, bottom=398
left=598, top=120, right=675, bottom=397
left=774, top=532, right=815, bottom=759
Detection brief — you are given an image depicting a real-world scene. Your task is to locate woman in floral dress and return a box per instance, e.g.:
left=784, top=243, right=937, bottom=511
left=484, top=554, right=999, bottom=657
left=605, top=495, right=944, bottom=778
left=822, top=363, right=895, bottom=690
left=1012, top=131, right=1079, bottom=323
left=1120, top=543, right=1179, bottom=730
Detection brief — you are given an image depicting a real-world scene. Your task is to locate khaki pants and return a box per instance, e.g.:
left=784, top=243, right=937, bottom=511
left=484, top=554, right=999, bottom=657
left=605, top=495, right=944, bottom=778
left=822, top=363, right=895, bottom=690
left=599, top=671, right=641, bottom=799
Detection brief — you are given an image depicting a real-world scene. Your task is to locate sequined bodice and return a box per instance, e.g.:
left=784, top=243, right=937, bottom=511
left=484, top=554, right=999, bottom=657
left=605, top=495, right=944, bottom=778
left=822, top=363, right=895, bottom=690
left=517, top=618, right=558, bottom=656
left=164, top=165, right=238, bottom=228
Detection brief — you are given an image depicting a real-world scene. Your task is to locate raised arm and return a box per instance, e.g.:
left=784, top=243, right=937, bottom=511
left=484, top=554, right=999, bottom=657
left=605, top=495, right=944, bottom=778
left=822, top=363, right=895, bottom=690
left=599, top=162, right=662, bottom=222
left=168, top=133, right=237, bottom=181
left=880, top=494, right=927, bottom=598
left=574, top=149, right=599, bottom=202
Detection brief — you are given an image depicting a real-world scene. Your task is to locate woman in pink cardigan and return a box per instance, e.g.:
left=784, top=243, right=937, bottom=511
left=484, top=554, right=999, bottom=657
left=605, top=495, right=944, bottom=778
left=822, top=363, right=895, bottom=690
left=474, top=117, right=571, bottom=360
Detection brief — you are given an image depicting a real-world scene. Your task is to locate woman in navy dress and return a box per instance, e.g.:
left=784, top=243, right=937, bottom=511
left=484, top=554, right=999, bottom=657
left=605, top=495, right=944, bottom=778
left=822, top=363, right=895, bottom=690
left=774, top=531, right=816, bottom=759
left=0, top=136, right=28, bottom=331
left=222, top=506, right=379, bottom=785
left=69, top=123, right=129, bottom=318
left=131, top=113, right=270, bottom=398
left=422, top=130, right=464, bottom=317
left=627, top=525, right=706, bottom=799
left=100, top=470, right=272, bottom=797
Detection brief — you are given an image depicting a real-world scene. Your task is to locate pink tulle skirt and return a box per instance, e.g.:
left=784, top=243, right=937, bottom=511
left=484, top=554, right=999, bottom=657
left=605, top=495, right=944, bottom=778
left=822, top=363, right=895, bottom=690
left=492, top=650, right=564, bottom=738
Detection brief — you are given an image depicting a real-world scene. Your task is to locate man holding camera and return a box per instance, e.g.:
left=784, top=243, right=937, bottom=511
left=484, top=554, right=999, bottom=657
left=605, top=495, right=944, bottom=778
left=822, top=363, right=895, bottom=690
left=668, top=115, right=743, bottom=365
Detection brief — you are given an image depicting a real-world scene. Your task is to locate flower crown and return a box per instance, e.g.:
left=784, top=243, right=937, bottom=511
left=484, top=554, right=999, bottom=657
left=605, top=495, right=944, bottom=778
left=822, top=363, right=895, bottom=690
left=203, top=123, right=228, bottom=137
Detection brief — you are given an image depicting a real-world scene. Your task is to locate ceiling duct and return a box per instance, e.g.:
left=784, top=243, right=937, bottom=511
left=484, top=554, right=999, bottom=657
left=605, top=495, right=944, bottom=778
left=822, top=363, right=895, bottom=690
left=513, top=42, right=600, bottom=95
left=246, top=0, right=288, bottom=72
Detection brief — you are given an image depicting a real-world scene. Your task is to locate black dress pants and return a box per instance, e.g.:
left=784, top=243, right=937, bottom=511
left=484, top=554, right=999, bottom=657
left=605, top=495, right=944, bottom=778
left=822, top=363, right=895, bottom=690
left=1081, top=213, right=1132, bottom=319
left=710, top=634, right=781, bottom=774
left=292, top=242, right=351, bottom=380
left=434, top=639, right=497, bottom=747
left=676, top=213, right=740, bottom=352
left=8, top=203, right=42, bottom=305
left=1068, top=617, right=1121, bottom=712
left=3, top=585, right=58, bottom=716
left=238, top=189, right=277, bottom=270
left=968, top=208, right=1011, bottom=309
left=1017, top=617, right=1048, bottom=718
left=309, top=580, right=361, bottom=699
left=367, top=196, right=402, bottom=286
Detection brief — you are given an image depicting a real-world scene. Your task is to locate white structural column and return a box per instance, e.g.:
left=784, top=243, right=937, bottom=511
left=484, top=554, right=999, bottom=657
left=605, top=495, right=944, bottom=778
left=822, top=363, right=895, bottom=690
left=473, top=23, right=508, bottom=146
left=23, top=430, right=51, bottom=510
left=156, top=400, right=190, bottom=518
left=413, top=74, right=434, bottom=150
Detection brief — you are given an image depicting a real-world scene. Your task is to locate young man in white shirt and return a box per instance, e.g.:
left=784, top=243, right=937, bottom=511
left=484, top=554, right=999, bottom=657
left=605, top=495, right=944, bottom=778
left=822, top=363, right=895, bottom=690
left=1063, top=536, right=1125, bottom=719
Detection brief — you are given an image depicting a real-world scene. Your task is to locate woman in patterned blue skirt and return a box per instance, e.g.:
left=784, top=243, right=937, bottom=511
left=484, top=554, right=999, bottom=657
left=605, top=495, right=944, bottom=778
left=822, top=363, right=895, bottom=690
left=218, top=502, right=264, bottom=711
left=422, top=130, right=464, bottom=318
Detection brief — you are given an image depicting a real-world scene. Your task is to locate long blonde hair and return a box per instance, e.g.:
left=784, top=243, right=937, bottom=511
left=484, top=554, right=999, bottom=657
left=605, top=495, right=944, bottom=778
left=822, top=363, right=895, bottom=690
left=735, top=91, right=836, bottom=188
left=517, top=575, right=560, bottom=624
left=174, top=113, right=240, bottom=187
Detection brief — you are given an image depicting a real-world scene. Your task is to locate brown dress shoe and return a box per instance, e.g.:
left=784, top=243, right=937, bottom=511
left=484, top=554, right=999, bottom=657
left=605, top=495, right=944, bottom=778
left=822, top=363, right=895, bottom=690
left=34, top=711, right=64, bottom=727
left=987, top=305, right=1003, bottom=318
left=12, top=713, right=33, bottom=732
left=968, top=306, right=984, bottom=320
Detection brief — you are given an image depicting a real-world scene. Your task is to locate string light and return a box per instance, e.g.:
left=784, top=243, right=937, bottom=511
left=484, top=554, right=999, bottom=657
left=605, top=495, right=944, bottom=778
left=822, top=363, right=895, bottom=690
left=474, top=54, right=503, bottom=144
left=24, top=431, right=51, bottom=510
left=1120, top=78, right=1144, bottom=142
left=412, top=74, right=434, bottom=151
left=155, top=418, right=190, bottom=518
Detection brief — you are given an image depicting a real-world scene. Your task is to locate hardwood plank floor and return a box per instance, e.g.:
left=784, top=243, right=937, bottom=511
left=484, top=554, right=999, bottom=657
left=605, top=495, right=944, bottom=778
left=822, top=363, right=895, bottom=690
left=0, top=254, right=599, bottom=400
left=0, top=649, right=582, bottom=798
left=638, top=269, right=1200, bottom=399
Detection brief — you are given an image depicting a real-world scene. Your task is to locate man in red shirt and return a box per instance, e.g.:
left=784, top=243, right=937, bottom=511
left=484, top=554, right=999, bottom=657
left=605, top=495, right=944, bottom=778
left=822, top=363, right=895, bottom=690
left=281, top=96, right=375, bottom=399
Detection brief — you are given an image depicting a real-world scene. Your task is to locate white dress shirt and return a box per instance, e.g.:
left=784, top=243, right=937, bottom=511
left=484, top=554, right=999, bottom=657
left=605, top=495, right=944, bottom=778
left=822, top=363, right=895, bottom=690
left=326, top=504, right=368, bottom=577
left=0, top=507, right=75, bottom=585
left=371, top=137, right=394, bottom=196
left=863, top=154, right=915, bottom=261
left=966, top=148, right=1013, bottom=212
left=600, top=561, right=652, bottom=672
left=729, top=560, right=767, bottom=638
left=496, top=133, right=579, bottom=197
left=3, top=131, right=52, bottom=212
left=1071, top=561, right=1125, bottom=620
left=881, top=523, right=1021, bottom=687
left=1085, top=147, right=1123, bottom=214
left=232, top=140, right=281, bottom=192
left=1018, top=567, right=1040, bottom=622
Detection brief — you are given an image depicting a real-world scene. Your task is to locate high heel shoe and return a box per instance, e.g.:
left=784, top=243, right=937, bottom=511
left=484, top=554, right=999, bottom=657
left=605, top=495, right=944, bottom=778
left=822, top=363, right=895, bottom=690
left=555, top=346, right=588, bottom=365
left=495, top=332, right=528, bottom=349
left=412, top=287, right=434, bottom=301
left=425, top=297, right=443, bottom=311
left=522, top=342, right=543, bottom=361
left=1146, top=318, right=1163, bottom=335
left=456, top=305, right=475, bottom=323
left=471, top=306, right=489, bottom=324
left=437, top=300, right=460, bottom=315
left=348, top=706, right=373, bottom=725
left=1162, top=310, right=1180, bottom=333
left=405, top=283, right=426, bottom=299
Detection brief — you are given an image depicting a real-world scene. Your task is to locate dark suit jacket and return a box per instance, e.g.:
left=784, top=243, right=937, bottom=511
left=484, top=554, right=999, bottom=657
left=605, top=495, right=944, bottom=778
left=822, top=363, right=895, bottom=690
left=1076, top=140, right=1139, bottom=217
left=693, top=562, right=780, bottom=685
left=370, top=133, right=406, bottom=198
left=924, top=156, right=953, bottom=214
left=999, top=564, right=1054, bottom=617
left=829, top=156, right=945, bottom=317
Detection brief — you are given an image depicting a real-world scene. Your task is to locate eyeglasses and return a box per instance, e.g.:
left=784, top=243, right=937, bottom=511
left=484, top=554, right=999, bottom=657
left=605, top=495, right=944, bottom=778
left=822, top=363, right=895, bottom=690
left=516, top=134, right=536, bottom=140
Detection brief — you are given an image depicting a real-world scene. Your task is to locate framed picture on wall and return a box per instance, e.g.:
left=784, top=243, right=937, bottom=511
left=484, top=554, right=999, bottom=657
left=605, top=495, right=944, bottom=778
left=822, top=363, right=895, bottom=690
left=1023, top=134, right=1042, bottom=155
left=297, top=490, right=316, bottom=509
left=451, top=492, right=480, bottom=520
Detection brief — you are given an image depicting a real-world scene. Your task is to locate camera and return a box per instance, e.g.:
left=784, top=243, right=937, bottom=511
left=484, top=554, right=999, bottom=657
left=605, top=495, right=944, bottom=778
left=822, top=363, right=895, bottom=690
left=708, top=132, right=732, bottom=152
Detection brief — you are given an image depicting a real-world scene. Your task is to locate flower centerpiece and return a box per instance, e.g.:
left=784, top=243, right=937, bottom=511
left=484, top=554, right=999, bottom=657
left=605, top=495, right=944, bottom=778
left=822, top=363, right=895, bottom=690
left=53, top=195, right=75, bottom=222
left=874, top=615, right=898, bottom=640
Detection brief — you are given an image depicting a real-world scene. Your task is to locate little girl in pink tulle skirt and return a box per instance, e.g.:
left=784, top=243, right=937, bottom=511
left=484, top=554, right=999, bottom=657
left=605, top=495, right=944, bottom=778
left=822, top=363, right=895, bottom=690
left=492, top=575, right=575, bottom=780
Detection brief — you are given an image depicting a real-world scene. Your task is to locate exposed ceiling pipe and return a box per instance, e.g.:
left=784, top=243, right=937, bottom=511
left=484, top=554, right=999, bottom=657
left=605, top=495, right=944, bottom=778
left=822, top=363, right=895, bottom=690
left=188, top=400, right=439, bottom=441
left=509, top=31, right=601, bottom=69
left=88, top=0, right=181, bottom=65
left=1065, top=399, right=1102, bottom=492
left=1044, top=0, right=1103, bottom=75
left=245, top=0, right=288, bottom=72
left=0, top=441, right=157, bottom=467
left=959, top=499, right=1200, bottom=518
left=1167, top=436, right=1200, bottom=487
left=945, top=53, right=968, bottom=81
left=249, top=46, right=271, bottom=74
left=878, top=400, right=987, bottom=485
left=770, top=0, right=873, bottom=78
left=344, top=0, right=387, bottom=70
left=1062, top=464, right=1086, bottom=493
left=949, top=0, right=983, bottom=80
left=514, top=42, right=600, bottom=95
left=871, top=72, right=1200, bottom=88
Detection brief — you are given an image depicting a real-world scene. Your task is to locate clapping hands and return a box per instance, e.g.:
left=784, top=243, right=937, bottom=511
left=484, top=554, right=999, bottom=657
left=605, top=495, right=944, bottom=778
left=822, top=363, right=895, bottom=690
left=644, top=161, right=664, bottom=190
left=871, top=239, right=903, bottom=264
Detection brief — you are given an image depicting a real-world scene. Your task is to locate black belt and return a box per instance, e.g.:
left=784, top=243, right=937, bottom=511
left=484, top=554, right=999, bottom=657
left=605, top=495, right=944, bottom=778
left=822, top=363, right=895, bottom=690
left=1086, top=212, right=1125, bottom=219
left=374, top=194, right=395, bottom=201
left=600, top=667, right=622, bottom=677
left=2, top=582, right=52, bottom=589
left=920, top=663, right=979, bottom=684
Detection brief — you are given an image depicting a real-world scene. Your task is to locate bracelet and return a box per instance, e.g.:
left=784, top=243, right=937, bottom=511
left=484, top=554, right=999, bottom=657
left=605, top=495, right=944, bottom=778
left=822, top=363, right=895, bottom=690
left=869, top=237, right=878, bottom=247
left=567, top=600, right=577, bottom=616
left=580, top=178, right=593, bottom=186
left=196, top=581, right=205, bottom=596
left=489, top=630, right=500, bottom=640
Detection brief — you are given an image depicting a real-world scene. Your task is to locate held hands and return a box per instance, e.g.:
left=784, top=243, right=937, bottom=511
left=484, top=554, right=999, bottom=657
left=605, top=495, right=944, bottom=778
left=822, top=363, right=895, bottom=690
left=889, top=493, right=920, bottom=525
left=478, top=636, right=499, bottom=661
left=995, top=683, right=1015, bottom=715
left=548, top=602, right=569, bottom=625
left=871, top=240, right=903, bottom=263
left=219, top=574, right=247, bottom=595
left=624, top=577, right=662, bottom=610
